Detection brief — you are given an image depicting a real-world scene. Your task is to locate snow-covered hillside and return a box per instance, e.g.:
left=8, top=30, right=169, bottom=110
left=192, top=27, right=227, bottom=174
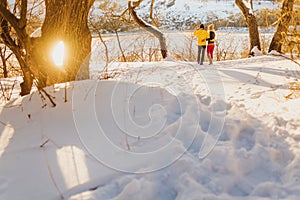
left=0, top=54, right=300, bottom=200
left=102, top=0, right=280, bottom=29
left=94, top=0, right=281, bottom=30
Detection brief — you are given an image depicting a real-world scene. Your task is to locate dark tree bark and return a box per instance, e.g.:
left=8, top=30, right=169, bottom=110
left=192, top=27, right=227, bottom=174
left=235, top=0, right=261, bottom=52
left=268, top=0, right=294, bottom=53
left=0, top=46, right=14, bottom=78
left=0, top=47, right=9, bottom=78
left=128, top=0, right=167, bottom=59
left=29, top=0, right=95, bottom=87
left=0, top=0, right=95, bottom=95
left=0, top=0, right=33, bottom=95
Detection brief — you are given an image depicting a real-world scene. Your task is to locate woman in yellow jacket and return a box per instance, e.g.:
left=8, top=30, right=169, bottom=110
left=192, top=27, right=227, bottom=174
left=193, top=24, right=209, bottom=65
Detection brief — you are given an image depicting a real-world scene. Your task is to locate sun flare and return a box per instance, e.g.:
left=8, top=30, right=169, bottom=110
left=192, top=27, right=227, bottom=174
left=52, top=41, right=65, bottom=67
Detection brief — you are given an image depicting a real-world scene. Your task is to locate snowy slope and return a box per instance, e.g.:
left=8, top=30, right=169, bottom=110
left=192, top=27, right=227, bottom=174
left=93, top=0, right=279, bottom=29
left=111, top=0, right=279, bottom=29
left=1, top=55, right=300, bottom=200
left=136, top=0, right=278, bottom=18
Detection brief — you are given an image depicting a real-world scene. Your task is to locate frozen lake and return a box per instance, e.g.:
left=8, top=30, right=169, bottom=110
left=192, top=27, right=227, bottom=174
left=90, top=29, right=274, bottom=71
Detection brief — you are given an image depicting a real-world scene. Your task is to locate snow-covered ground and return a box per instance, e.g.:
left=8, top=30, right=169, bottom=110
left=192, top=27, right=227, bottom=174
left=1, top=1, right=298, bottom=199
left=0, top=53, right=300, bottom=200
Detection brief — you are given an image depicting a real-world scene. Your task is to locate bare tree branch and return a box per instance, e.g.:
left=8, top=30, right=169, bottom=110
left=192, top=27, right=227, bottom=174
left=0, top=3, right=28, bottom=41
left=150, top=0, right=158, bottom=27
left=19, top=0, right=28, bottom=28
left=89, top=19, right=110, bottom=77
left=118, top=8, right=129, bottom=18
left=0, top=1, right=18, bottom=49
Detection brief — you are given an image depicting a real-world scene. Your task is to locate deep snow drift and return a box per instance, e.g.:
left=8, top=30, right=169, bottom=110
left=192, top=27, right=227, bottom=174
left=0, top=55, right=300, bottom=200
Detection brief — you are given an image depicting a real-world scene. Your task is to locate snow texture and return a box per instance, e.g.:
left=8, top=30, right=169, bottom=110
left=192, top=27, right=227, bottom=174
left=0, top=54, right=300, bottom=200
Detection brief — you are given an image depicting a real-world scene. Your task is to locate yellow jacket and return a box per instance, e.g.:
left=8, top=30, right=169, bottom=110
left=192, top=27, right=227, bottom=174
left=193, top=29, right=209, bottom=46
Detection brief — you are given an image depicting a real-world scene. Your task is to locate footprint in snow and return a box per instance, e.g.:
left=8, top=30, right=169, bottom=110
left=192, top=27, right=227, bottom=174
left=250, top=91, right=263, bottom=99
left=235, top=127, right=256, bottom=151
left=246, top=88, right=251, bottom=94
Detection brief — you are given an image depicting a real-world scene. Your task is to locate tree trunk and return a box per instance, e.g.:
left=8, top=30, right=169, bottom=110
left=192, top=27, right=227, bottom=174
left=0, top=0, right=95, bottom=95
left=247, top=14, right=261, bottom=51
left=0, top=0, right=33, bottom=95
left=128, top=1, right=168, bottom=59
left=28, top=0, right=95, bottom=87
left=268, top=0, right=294, bottom=53
left=235, top=0, right=261, bottom=52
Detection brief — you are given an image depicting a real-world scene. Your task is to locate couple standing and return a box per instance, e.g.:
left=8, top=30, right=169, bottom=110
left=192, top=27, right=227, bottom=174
left=193, top=24, right=215, bottom=65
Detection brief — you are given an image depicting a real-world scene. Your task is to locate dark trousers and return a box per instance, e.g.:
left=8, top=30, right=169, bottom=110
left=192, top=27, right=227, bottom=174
left=197, top=45, right=206, bottom=65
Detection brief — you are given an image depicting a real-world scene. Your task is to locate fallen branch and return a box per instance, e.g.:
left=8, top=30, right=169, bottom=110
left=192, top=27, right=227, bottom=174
left=40, top=139, right=50, bottom=148
left=37, top=86, right=56, bottom=107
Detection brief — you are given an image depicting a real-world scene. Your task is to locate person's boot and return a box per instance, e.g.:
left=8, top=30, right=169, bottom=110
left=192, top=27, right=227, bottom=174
left=209, top=58, right=213, bottom=65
